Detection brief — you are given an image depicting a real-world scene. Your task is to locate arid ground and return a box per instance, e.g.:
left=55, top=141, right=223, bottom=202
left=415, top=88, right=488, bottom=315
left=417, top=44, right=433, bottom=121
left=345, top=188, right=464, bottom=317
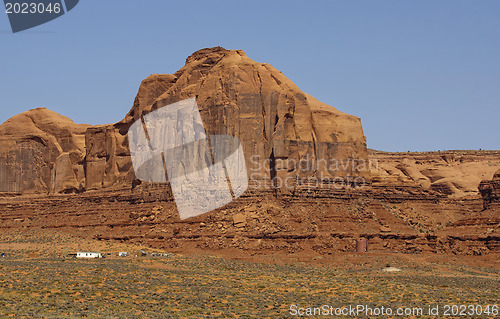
left=0, top=229, right=498, bottom=318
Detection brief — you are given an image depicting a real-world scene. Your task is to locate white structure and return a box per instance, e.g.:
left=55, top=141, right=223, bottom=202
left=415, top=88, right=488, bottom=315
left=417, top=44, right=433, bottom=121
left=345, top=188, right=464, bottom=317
left=118, top=252, right=128, bottom=257
left=77, top=252, right=103, bottom=258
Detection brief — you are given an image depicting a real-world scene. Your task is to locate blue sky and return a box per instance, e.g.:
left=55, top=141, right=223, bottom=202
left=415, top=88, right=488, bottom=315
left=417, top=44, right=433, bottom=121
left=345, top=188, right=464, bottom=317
left=0, top=0, right=499, bottom=151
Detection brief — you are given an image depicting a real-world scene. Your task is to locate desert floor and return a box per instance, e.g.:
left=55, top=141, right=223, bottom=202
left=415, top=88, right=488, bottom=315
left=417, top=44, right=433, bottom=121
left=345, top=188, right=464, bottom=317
left=0, top=229, right=498, bottom=318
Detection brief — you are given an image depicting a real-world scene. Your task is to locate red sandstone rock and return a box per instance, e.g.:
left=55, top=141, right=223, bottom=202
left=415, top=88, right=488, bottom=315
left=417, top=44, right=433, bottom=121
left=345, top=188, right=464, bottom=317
left=0, top=108, right=89, bottom=193
left=86, top=47, right=368, bottom=192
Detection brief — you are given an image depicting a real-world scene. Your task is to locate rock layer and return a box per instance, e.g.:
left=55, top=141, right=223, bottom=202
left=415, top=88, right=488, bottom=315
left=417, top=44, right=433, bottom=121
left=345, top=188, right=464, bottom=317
left=0, top=186, right=496, bottom=256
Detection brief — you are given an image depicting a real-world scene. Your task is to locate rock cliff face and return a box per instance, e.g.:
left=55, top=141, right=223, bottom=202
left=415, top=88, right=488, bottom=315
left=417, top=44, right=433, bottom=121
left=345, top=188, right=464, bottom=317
left=86, top=47, right=368, bottom=192
left=0, top=108, right=89, bottom=194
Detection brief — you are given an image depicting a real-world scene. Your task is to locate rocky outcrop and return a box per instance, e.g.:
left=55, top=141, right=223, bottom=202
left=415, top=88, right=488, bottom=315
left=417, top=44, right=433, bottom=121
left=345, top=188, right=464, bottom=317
left=369, top=150, right=500, bottom=197
left=0, top=108, right=89, bottom=193
left=479, top=169, right=500, bottom=209
left=85, top=47, right=368, bottom=192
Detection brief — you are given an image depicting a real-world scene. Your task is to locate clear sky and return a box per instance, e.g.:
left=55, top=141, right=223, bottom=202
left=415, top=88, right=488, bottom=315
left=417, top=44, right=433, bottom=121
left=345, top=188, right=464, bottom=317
left=0, top=0, right=498, bottom=151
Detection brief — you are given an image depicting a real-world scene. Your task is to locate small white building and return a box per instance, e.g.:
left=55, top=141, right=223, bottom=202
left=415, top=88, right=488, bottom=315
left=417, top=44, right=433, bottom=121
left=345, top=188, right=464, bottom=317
left=77, top=252, right=103, bottom=258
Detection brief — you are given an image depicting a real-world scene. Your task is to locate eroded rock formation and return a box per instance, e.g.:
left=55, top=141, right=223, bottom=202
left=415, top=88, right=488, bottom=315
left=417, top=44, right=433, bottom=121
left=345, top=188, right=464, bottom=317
left=86, top=46, right=368, bottom=192
left=0, top=108, right=89, bottom=193
left=479, top=169, right=500, bottom=209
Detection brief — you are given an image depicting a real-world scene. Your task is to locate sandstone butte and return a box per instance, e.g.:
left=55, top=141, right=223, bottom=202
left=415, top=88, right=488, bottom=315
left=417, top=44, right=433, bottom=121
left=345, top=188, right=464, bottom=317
left=0, top=47, right=368, bottom=194
left=0, top=47, right=499, bottom=257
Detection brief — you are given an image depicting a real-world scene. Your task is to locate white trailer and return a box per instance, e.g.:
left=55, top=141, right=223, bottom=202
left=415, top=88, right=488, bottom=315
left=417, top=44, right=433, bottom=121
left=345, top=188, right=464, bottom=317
left=77, top=252, right=103, bottom=258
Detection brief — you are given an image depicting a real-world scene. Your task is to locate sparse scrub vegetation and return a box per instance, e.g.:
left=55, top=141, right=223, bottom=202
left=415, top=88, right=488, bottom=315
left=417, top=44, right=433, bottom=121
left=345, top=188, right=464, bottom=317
left=0, top=230, right=498, bottom=318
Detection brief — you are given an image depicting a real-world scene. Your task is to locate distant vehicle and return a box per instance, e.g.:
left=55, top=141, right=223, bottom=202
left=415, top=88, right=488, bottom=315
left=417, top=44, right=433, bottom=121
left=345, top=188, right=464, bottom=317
left=118, top=252, right=128, bottom=257
left=0, top=253, right=5, bottom=257
left=76, top=252, right=103, bottom=258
